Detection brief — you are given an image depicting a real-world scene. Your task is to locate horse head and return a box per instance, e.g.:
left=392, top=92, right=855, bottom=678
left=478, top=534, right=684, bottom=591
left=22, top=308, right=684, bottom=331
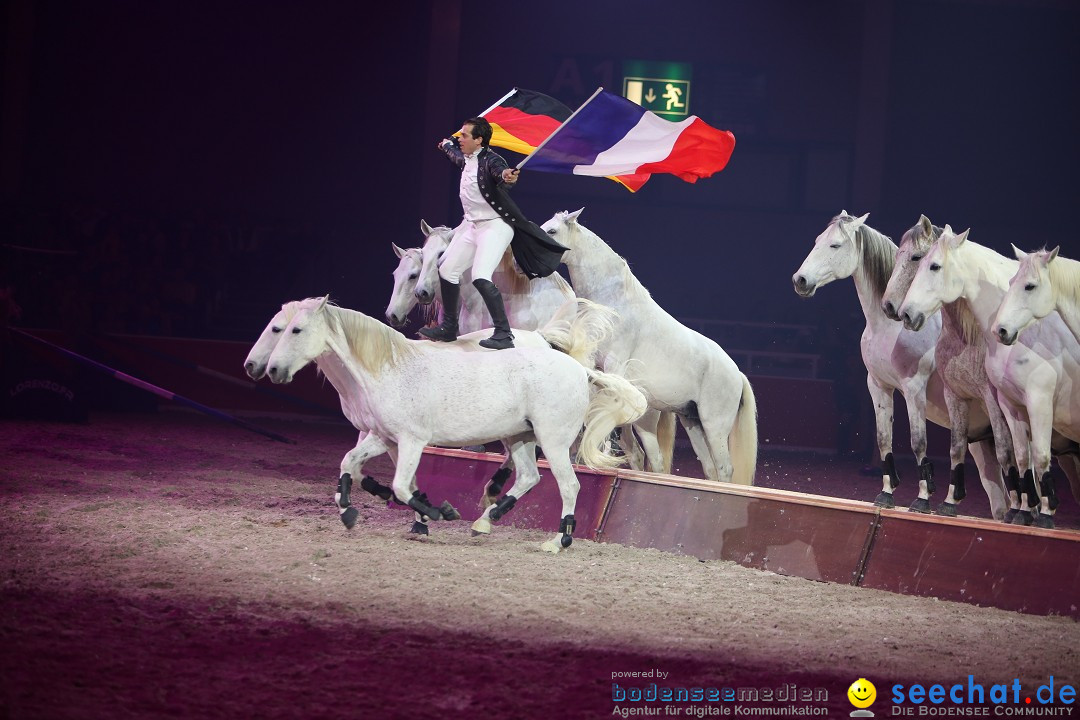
left=244, top=305, right=293, bottom=380
left=994, top=245, right=1059, bottom=346
left=792, top=210, right=869, bottom=297
left=414, top=222, right=452, bottom=304
left=386, top=242, right=423, bottom=327
left=881, top=214, right=940, bottom=321
left=540, top=208, right=585, bottom=252
left=898, top=225, right=969, bottom=332
left=266, top=296, right=331, bottom=384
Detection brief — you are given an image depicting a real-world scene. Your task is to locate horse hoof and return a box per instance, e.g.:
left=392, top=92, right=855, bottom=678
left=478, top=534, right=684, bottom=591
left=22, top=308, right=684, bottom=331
left=1034, top=513, right=1055, bottom=530
left=471, top=517, right=492, bottom=536
left=873, top=492, right=895, bottom=508
left=409, top=521, right=429, bottom=535
left=540, top=539, right=563, bottom=554
left=935, top=502, right=958, bottom=517
left=340, top=506, right=359, bottom=530
left=1010, top=510, right=1034, bottom=527
left=560, top=534, right=573, bottom=548
left=439, top=501, right=461, bottom=521
left=1002, top=508, right=1019, bottom=524
left=908, top=498, right=931, bottom=514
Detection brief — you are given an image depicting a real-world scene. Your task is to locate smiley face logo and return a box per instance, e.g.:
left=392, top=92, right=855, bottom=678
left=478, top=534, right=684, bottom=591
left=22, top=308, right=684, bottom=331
left=848, top=678, right=877, bottom=708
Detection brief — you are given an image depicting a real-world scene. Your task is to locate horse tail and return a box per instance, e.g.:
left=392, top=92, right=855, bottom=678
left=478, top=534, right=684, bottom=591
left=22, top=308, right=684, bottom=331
left=657, top=410, right=677, bottom=474
left=729, top=373, right=759, bottom=485
left=576, top=369, right=648, bottom=470
left=538, top=297, right=617, bottom=367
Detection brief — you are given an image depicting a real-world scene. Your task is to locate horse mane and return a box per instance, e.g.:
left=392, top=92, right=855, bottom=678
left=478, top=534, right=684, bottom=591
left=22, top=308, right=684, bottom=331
left=317, top=301, right=419, bottom=374
left=902, top=220, right=943, bottom=252
left=1047, top=251, right=1080, bottom=308
left=842, top=217, right=896, bottom=300
left=952, top=299, right=983, bottom=345
left=564, top=214, right=653, bottom=304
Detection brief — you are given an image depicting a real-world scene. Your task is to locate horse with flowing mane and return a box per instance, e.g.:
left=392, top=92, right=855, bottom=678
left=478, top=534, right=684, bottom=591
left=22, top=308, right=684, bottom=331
left=260, top=296, right=647, bottom=551
left=898, top=226, right=1080, bottom=528
left=879, top=214, right=1011, bottom=520
left=541, top=209, right=757, bottom=485
left=995, top=246, right=1080, bottom=346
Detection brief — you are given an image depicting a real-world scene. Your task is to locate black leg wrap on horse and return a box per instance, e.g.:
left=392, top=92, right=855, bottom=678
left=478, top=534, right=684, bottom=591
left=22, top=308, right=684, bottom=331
left=337, top=473, right=353, bottom=508
left=883, top=453, right=899, bottom=490
left=560, top=514, right=576, bottom=548
left=486, top=466, right=512, bottom=498
left=407, top=491, right=442, bottom=521
left=410, top=521, right=429, bottom=535
left=340, top=506, right=359, bottom=529
left=1022, top=470, right=1038, bottom=508
left=950, top=464, right=966, bottom=502
left=1004, top=466, right=1021, bottom=494
left=359, top=475, right=394, bottom=502
left=489, top=494, right=518, bottom=521
left=919, top=457, right=935, bottom=495
left=1039, top=471, right=1059, bottom=511
left=438, top=500, right=461, bottom=521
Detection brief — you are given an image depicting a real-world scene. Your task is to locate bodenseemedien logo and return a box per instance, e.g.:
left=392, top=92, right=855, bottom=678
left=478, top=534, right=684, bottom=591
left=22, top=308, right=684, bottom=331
left=848, top=678, right=877, bottom=717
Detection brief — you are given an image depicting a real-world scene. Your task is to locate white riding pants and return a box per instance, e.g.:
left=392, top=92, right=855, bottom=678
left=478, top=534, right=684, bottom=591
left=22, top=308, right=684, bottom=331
left=437, top=218, right=513, bottom=284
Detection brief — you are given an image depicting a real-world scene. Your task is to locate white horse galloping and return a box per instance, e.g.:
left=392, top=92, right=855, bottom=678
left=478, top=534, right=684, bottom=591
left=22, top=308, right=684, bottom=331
left=898, top=227, right=1080, bottom=528
left=879, top=214, right=1011, bottom=520
left=263, top=296, right=647, bottom=552
left=995, top=246, right=1080, bottom=346
left=541, top=209, right=757, bottom=485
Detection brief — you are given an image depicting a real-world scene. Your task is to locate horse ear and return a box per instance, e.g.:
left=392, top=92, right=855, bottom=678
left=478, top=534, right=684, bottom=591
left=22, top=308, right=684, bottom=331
left=1047, top=246, right=1060, bottom=264
left=919, top=214, right=933, bottom=233
left=317, top=294, right=330, bottom=312
left=420, top=219, right=433, bottom=237
left=956, top=229, right=970, bottom=246
left=567, top=208, right=584, bottom=223
left=853, top=212, right=869, bottom=226
left=1011, top=243, right=1027, bottom=261
left=392, top=242, right=406, bottom=258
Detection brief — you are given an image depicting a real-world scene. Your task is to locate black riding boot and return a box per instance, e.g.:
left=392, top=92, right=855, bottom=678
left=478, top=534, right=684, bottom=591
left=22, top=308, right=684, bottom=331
left=418, top=277, right=460, bottom=342
left=473, top=278, right=515, bottom=350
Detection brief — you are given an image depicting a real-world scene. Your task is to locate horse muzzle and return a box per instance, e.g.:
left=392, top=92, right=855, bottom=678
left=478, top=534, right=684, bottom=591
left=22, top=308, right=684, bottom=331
left=244, top=361, right=267, bottom=381
left=996, top=325, right=1018, bottom=346
left=791, top=274, right=817, bottom=298
left=900, top=310, right=925, bottom=332
left=414, top=289, right=434, bottom=305
left=881, top=299, right=901, bottom=322
left=266, top=365, right=293, bottom=384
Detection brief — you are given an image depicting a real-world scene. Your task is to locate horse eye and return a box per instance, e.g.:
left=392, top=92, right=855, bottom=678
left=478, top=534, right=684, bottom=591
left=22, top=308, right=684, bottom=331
left=547, top=229, right=556, bottom=235
left=1025, top=283, right=1036, bottom=292
left=829, top=244, right=841, bottom=249
left=930, top=263, right=941, bottom=272
left=408, top=273, right=418, bottom=280
left=291, top=327, right=302, bottom=334
left=912, top=255, right=923, bottom=262
left=271, top=327, right=281, bottom=334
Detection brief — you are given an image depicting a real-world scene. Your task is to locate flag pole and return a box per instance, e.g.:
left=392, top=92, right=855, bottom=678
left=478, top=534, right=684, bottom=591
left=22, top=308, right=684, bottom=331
left=478, top=88, right=517, bottom=117
left=516, top=86, right=604, bottom=171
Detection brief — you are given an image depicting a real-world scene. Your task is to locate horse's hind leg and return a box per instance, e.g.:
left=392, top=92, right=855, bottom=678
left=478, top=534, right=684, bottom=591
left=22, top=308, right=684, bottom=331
left=480, top=440, right=519, bottom=509
left=966, top=440, right=1008, bottom=521
left=471, top=437, right=539, bottom=537
left=867, top=376, right=901, bottom=507
left=900, top=383, right=933, bottom=513
left=630, top=408, right=667, bottom=473
left=925, top=390, right=968, bottom=515
left=539, top=449, right=582, bottom=554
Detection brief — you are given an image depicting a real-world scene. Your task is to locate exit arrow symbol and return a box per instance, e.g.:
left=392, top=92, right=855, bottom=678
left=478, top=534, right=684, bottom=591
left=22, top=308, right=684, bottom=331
left=644, top=88, right=656, bottom=103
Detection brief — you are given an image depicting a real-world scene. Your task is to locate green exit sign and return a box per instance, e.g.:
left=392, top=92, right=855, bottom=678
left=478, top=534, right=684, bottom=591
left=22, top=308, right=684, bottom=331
left=622, top=60, right=692, bottom=118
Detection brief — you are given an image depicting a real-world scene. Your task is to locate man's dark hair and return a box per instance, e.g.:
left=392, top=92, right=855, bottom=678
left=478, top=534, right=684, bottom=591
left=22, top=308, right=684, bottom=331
left=464, top=116, right=493, bottom=147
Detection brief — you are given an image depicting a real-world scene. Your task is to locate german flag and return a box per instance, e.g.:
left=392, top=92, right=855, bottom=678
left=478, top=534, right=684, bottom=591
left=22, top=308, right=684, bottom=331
left=477, top=88, right=649, bottom=192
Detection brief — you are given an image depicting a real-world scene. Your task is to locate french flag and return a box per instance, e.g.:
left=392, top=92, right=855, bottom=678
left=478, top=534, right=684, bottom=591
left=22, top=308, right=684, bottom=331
left=521, top=88, right=736, bottom=192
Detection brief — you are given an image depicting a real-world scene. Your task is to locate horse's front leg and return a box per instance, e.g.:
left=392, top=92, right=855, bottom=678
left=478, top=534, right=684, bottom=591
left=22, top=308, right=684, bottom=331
left=998, top=399, right=1036, bottom=525
left=929, top=388, right=968, bottom=516
left=900, top=381, right=934, bottom=514
left=389, top=438, right=461, bottom=536
left=1026, top=395, right=1058, bottom=529
left=867, top=376, right=899, bottom=507
left=480, top=440, right=518, bottom=509
left=336, top=432, right=391, bottom=529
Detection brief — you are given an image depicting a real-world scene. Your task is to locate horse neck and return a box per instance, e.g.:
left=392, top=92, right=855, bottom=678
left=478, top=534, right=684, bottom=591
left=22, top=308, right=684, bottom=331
left=326, top=305, right=413, bottom=385
left=954, top=241, right=1015, bottom=332
left=1049, top=257, right=1080, bottom=340
left=939, top=299, right=982, bottom=347
left=850, top=226, right=897, bottom=329
left=561, top=225, right=647, bottom=308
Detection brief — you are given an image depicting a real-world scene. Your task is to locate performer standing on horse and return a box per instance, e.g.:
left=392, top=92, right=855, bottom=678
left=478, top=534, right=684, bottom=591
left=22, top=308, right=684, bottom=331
left=419, top=116, right=567, bottom=350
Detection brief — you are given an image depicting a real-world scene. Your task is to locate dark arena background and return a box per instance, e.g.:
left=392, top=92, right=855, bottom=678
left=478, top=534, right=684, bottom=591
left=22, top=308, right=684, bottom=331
left=2, top=2, right=1079, bottom=718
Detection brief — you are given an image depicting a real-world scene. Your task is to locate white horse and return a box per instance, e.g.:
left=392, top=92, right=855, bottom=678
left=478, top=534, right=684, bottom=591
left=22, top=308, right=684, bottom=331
left=246, top=295, right=618, bottom=523
left=541, top=209, right=757, bottom=485
left=408, top=220, right=576, bottom=334
left=795, top=212, right=951, bottom=509
left=995, top=246, right=1080, bottom=346
left=898, top=226, right=1080, bottom=528
left=879, top=215, right=1011, bottom=520
left=263, top=296, right=647, bottom=552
